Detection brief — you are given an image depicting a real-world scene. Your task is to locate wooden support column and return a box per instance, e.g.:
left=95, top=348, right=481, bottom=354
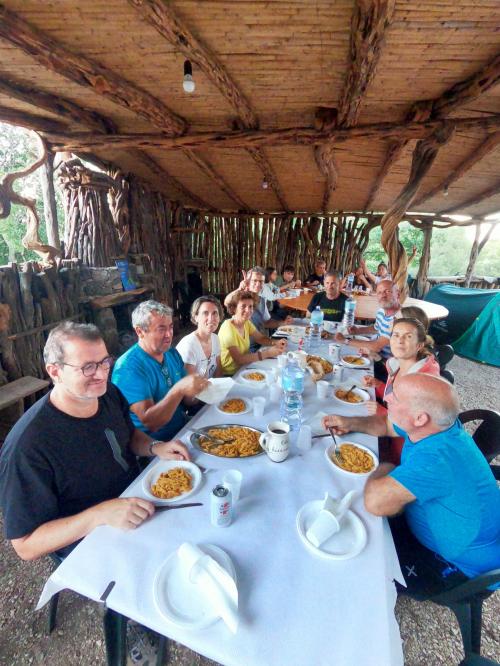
left=414, top=221, right=432, bottom=298
left=380, top=126, right=453, bottom=296
left=39, top=149, right=60, bottom=249
left=464, top=223, right=495, bottom=287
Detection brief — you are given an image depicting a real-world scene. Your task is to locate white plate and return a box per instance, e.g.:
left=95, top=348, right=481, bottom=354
left=353, top=335, right=371, bottom=341
left=325, top=441, right=379, bottom=478
left=340, top=354, right=370, bottom=369
left=332, top=385, right=370, bottom=406
left=142, top=460, right=202, bottom=503
left=153, top=544, right=236, bottom=629
left=296, top=500, right=367, bottom=560
left=275, top=325, right=304, bottom=337
left=239, top=369, right=268, bottom=386
left=215, top=397, right=251, bottom=416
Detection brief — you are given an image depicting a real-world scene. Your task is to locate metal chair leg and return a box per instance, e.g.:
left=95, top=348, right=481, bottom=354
left=47, top=591, right=60, bottom=634
left=156, top=635, right=169, bottom=665
left=103, top=608, right=128, bottom=666
left=470, top=597, right=484, bottom=654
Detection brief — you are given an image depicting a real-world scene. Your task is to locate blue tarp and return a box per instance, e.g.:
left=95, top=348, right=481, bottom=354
left=453, top=292, right=500, bottom=367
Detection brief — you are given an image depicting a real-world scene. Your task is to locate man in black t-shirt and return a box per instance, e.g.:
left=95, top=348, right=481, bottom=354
left=304, top=258, right=327, bottom=286
left=0, top=322, right=189, bottom=560
left=307, top=271, right=347, bottom=322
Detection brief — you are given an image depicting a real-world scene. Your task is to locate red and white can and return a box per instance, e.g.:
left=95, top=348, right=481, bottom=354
left=211, top=484, right=232, bottom=527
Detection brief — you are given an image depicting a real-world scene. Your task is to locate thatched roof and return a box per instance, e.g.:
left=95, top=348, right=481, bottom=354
left=0, top=1, right=499, bottom=217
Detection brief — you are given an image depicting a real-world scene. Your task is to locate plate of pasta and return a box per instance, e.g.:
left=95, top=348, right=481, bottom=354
left=239, top=369, right=268, bottom=385
left=325, top=441, right=378, bottom=478
left=142, top=461, right=202, bottom=503
left=340, top=354, right=370, bottom=369
left=215, top=397, right=251, bottom=415
left=190, top=424, right=264, bottom=458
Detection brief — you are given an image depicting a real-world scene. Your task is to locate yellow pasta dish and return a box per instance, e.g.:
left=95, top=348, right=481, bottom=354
left=331, top=443, right=374, bottom=473
left=342, top=355, right=365, bottom=366
left=199, top=426, right=262, bottom=457
left=151, top=467, right=193, bottom=499
left=335, top=389, right=363, bottom=404
left=306, top=355, right=333, bottom=374
left=219, top=398, right=247, bottom=413
left=243, top=371, right=266, bottom=382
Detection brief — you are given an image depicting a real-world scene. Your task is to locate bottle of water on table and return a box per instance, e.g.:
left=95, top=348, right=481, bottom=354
left=341, top=296, right=356, bottom=336
left=280, top=352, right=305, bottom=430
left=309, top=306, right=324, bottom=350
left=346, top=273, right=354, bottom=293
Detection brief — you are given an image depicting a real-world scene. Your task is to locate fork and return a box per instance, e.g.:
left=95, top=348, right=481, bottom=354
left=328, top=426, right=345, bottom=465
left=191, top=429, right=235, bottom=446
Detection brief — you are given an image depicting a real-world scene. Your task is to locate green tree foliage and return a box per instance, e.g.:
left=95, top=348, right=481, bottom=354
left=0, top=123, right=64, bottom=265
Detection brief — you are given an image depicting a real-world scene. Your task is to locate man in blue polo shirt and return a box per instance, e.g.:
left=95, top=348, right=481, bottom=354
left=112, top=301, right=209, bottom=442
left=323, top=374, right=500, bottom=594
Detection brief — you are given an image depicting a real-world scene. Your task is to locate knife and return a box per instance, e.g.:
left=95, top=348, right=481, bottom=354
left=154, top=502, right=203, bottom=512
left=99, top=580, right=116, bottom=608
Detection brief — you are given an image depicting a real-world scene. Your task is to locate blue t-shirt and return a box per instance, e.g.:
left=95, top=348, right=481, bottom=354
left=390, top=420, right=500, bottom=578
left=112, top=344, right=187, bottom=441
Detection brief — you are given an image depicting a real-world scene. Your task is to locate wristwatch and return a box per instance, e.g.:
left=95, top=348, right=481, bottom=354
left=148, top=440, right=161, bottom=456
left=257, top=350, right=263, bottom=361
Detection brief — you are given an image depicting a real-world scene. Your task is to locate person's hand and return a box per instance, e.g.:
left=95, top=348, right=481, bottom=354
left=176, top=374, right=210, bottom=398
left=283, top=315, right=294, bottom=325
left=363, top=375, right=383, bottom=388
left=365, top=400, right=378, bottom=415
left=321, top=414, right=352, bottom=435
left=154, top=439, right=190, bottom=461
left=335, top=331, right=347, bottom=343
left=96, top=497, right=154, bottom=530
left=268, top=338, right=287, bottom=355
left=238, top=269, right=250, bottom=291
left=294, top=280, right=302, bottom=288
left=357, top=346, right=372, bottom=357
left=311, top=280, right=320, bottom=286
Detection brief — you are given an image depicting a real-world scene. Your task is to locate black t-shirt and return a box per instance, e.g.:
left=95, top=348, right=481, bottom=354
left=307, top=291, right=347, bottom=321
left=305, top=272, right=325, bottom=285
left=0, top=384, right=140, bottom=555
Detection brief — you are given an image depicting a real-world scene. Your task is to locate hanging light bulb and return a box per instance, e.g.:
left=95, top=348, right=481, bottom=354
left=443, top=185, right=449, bottom=197
left=262, top=179, right=269, bottom=189
left=183, top=60, right=195, bottom=93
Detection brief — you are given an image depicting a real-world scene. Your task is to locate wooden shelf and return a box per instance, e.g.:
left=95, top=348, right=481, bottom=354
left=87, top=286, right=153, bottom=310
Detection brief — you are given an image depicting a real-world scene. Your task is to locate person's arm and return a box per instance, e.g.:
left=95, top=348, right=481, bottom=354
left=227, top=336, right=286, bottom=368
left=130, top=374, right=209, bottom=432
left=263, top=315, right=293, bottom=329
left=128, top=429, right=190, bottom=460
left=362, top=262, right=377, bottom=286
left=322, top=413, right=397, bottom=438
left=364, top=465, right=416, bottom=516
left=11, top=497, right=155, bottom=561
left=213, top=356, right=223, bottom=378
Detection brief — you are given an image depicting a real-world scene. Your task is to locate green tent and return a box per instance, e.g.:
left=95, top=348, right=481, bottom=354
left=453, top=292, right=500, bottom=367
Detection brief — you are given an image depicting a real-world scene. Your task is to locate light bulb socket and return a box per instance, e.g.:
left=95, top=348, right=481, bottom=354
left=262, top=179, right=269, bottom=189
left=443, top=186, right=449, bottom=196
left=184, top=60, right=193, bottom=77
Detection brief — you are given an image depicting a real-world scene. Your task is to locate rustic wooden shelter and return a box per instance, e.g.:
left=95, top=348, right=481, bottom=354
left=0, top=0, right=499, bottom=390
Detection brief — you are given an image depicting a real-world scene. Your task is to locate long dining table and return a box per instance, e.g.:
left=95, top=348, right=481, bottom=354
left=37, top=336, right=404, bottom=666
left=279, top=290, right=449, bottom=321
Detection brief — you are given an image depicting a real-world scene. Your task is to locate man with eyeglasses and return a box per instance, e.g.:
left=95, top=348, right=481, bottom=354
left=224, top=266, right=293, bottom=351
left=323, top=374, right=500, bottom=596
left=0, top=322, right=189, bottom=561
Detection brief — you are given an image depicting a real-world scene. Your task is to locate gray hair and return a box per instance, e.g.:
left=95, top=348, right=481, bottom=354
left=325, top=270, right=342, bottom=280
left=410, top=376, right=460, bottom=428
left=131, top=300, right=173, bottom=331
left=43, top=322, right=103, bottom=365
left=249, top=266, right=265, bottom=277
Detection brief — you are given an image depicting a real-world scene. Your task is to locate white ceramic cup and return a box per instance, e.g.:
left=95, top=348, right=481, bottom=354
left=222, top=470, right=242, bottom=503
left=259, top=421, right=290, bottom=462
left=316, top=380, right=330, bottom=400
left=252, top=396, right=266, bottom=418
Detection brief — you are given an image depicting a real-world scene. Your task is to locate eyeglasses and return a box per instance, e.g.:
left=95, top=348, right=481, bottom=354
left=60, top=356, right=114, bottom=377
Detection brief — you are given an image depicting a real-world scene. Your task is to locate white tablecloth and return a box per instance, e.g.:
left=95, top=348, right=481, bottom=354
left=37, top=340, right=404, bottom=666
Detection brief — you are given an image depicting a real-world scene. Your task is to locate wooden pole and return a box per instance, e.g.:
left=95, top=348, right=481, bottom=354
left=464, top=223, right=495, bottom=287
left=414, top=222, right=432, bottom=298
left=39, top=150, right=60, bottom=250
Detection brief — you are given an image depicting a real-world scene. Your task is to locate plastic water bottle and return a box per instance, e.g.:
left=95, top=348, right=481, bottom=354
left=346, top=273, right=354, bottom=293
left=280, top=353, right=305, bottom=430
left=341, top=296, right=356, bottom=334
left=309, top=306, right=324, bottom=350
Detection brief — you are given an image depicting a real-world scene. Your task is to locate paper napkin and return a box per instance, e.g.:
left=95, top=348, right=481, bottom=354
left=196, top=378, right=234, bottom=404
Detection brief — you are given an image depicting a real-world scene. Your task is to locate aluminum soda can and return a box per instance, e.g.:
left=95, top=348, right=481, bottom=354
left=328, top=343, right=341, bottom=363
left=211, top=484, right=232, bottom=527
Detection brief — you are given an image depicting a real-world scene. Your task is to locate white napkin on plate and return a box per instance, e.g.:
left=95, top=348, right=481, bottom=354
left=196, top=378, right=234, bottom=404
left=177, top=542, right=239, bottom=633
left=306, top=491, right=358, bottom=547
left=304, top=410, right=329, bottom=436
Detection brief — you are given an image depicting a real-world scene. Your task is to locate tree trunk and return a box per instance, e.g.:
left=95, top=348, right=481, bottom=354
left=415, top=222, right=432, bottom=297
left=39, top=150, right=60, bottom=249
left=464, top=223, right=495, bottom=287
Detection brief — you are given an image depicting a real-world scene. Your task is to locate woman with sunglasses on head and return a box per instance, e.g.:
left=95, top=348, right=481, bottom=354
left=363, top=317, right=440, bottom=464
left=176, top=296, right=224, bottom=379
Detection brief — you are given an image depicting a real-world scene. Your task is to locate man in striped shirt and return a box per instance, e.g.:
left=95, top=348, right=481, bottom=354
left=336, top=280, right=400, bottom=366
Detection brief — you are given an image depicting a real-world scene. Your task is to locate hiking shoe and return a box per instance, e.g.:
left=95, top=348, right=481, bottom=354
left=126, top=621, right=159, bottom=666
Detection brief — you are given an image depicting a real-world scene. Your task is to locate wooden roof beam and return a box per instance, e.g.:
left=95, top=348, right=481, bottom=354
left=438, top=181, right=500, bottom=215
left=48, top=114, right=500, bottom=153
left=128, top=1, right=286, bottom=209
left=0, top=5, right=187, bottom=135
left=0, top=106, right=68, bottom=134
left=365, top=50, right=500, bottom=209
left=0, top=74, right=114, bottom=134
left=247, top=147, right=289, bottom=212
left=184, top=150, right=251, bottom=211
left=413, top=132, right=500, bottom=207
left=128, top=0, right=258, bottom=129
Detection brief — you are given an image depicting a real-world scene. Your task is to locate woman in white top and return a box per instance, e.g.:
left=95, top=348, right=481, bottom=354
left=176, top=296, right=223, bottom=378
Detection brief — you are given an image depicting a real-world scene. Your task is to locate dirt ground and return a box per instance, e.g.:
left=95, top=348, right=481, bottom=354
left=0, top=355, right=498, bottom=666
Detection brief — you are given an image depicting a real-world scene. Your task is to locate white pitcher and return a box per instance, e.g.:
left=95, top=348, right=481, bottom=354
left=259, top=421, right=290, bottom=463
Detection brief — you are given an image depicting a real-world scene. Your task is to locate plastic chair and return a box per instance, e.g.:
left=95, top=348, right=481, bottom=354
left=460, top=655, right=500, bottom=666
left=434, top=343, right=455, bottom=370
left=459, top=409, right=500, bottom=479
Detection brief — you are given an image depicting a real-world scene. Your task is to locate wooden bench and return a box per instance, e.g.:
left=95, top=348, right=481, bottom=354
left=0, top=377, right=50, bottom=441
